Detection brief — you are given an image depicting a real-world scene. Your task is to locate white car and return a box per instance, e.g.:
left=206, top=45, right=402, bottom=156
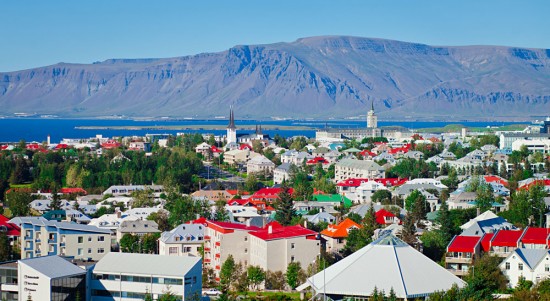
left=202, top=289, right=222, bottom=296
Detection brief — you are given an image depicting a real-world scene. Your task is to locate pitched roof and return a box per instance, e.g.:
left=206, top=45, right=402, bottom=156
left=249, top=225, right=317, bottom=241
left=491, top=230, right=523, bottom=247
left=481, top=233, right=494, bottom=252
left=336, top=158, right=384, bottom=171
left=520, top=227, right=550, bottom=245
left=321, top=218, right=362, bottom=238
left=312, top=194, right=352, bottom=208
left=206, top=220, right=261, bottom=231
left=513, top=248, right=549, bottom=270
left=447, top=235, right=482, bottom=253
left=19, top=256, right=86, bottom=279
left=337, top=178, right=407, bottom=187
left=375, top=209, right=397, bottom=225
left=298, top=235, right=465, bottom=298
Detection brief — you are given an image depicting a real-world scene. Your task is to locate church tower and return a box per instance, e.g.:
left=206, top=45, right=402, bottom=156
left=227, top=106, right=237, bottom=144
left=367, top=100, right=377, bottom=129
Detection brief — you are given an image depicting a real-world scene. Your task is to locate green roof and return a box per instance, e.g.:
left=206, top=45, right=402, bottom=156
left=343, top=147, right=361, bottom=153
left=312, top=194, right=353, bottom=208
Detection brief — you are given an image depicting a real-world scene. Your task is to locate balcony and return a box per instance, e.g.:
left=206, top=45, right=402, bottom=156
left=447, top=268, right=469, bottom=277
left=215, top=265, right=221, bottom=270
left=48, top=239, right=56, bottom=244
left=215, top=253, right=220, bottom=258
left=24, top=236, right=32, bottom=240
left=204, top=235, right=211, bottom=240
left=204, top=259, right=211, bottom=263
left=60, top=242, right=66, bottom=247
left=204, top=247, right=211, bottom=252
left=445, top=257, right=473, bottom=264
left=215, top=241, right=221, bottom=246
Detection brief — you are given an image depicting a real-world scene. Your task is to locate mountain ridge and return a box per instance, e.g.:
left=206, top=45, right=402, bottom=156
left=1, top=36, right=549, bottom=120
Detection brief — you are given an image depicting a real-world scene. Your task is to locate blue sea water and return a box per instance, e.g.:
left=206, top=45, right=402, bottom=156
left=0, top=118, right=523, bottom=143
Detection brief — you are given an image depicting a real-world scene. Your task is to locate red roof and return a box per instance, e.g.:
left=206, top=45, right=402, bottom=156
left=375, top=209, right=397, bottom=225
left=321, top=218, right=362, bottom=238
left=359, top=149, right=376, bottom=157
left=1, top=145, right=9, bottom=150
left=211, top=145, right=223, bottom=153
left=250, top=225, right=317, bottom=241
left=307, top=157, right=329, bottom=164
left=0, top=214, right=21, bottom=237
left=481, top=233, right=494, bottom=252
left=239, top=144, right=253, bottom=150
left=484, top=175, right=509, bottom=187
left=60, top=187, right=87, bottom=195
left=388, top=144, right=412, bottom=155
left=206, top=220, right=261, bottom=232
left=521, top=227, right=550, bottom=245
left=26, top=143, right=42, bottom=150
left=447, top=235, right=482, bottom=253
left=227, top=199, right=248, bottom=206
left=491, top=230, right=523, bottom=247
left=337, top=178, right=408, bottom=187
left=101, top=140, right=121, bottom=149
left=518, top=179, right=550, bottom=191
left=55, top=143, right=69, bottom=150
left=250, top=187, right=294, bottom=201
left=226, top=190, right=249, bottom=196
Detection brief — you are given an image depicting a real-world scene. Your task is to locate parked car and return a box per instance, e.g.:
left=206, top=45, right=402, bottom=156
left=202, top=289, right=222, bottom=296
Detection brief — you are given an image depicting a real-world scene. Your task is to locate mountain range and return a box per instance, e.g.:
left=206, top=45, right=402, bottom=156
left=1, top=36, right=549, bottom=120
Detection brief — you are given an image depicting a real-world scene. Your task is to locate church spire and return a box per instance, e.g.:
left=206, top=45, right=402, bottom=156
left=371, top=100, right=374, bottom=112
left=227, top=105, right=236, bottom=129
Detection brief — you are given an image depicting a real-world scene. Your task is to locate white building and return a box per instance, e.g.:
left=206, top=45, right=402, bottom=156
left=334, top=159, right=385, bottom=182
left=500, top=248, right=550, bottom=288
left=18, top=256, right=87, bottom=301
left=367, top=101, right=377, bottom=129
left=511, top=139, right=550, bottom=154
left=246, top=155, right=276, bottom=176
left=158, top=223, right=205, bottom=257
left=354, top=181, right=389, bottom=204
left=90, top=252, right=202, bottom=301
left=273, top=163, right=293, bottom=185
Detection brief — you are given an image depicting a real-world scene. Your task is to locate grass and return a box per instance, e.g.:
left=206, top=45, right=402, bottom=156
left=9, top=183, right=33, bottom=188
left=234, top=291, right=302, bottom=300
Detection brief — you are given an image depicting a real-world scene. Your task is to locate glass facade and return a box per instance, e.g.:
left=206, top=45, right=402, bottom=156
left=0, top=267, right=18, bottom=301
left=51, top=274, right=86, bottom=301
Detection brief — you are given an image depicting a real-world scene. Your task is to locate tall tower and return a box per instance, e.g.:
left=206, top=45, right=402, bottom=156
left=367, top=100, right=377, bottom=128
left=227, top=106, right=237, bottom=144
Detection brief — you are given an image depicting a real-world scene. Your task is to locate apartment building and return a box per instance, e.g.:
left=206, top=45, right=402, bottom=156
left=334, top=159, right=385, bottom=182
left=19, top=217, right=111, bottom=260
left=445, top=235, right=483, bottom=277
left=158, top=223, right=205, bottom=257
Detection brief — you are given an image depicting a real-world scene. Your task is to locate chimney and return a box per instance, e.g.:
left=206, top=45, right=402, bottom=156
left=268, top=225, right=273, bottom=234
left=476, top=207, right=480, bottom=216
left=115, top=207, right=121, bottom=219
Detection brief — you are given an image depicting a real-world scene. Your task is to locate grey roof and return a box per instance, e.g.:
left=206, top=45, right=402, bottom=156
left=303, top=212, right=336, bottom=224
left=14, top=217, right=111, bottom=234
left=275, top=162, right=293, bottom=172
left=393, top=183, right=443, bottom=196
left=19, top=256, right=86, bottom=279
left=336, top=158, right=384, bottom=171
left=515, top=248, right=549, bottom=270
left=160, top=223, right=205, bottom=244
left=298, top=234, right=465, bottom=298
left=9, top=216, right=48, bottom=227
left=93, top=252, right=201, bottom=277
left=119, top=220, right=160, bottom=234
left=460, top=211, right=515, bottom=236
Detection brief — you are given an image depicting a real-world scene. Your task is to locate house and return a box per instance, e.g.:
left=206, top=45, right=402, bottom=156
left=303, top=212, right=336, bottom=225
left=353, top=181, right=389, bottom=204
left=280, top=150, right=313, bottom=165
left=294, top=202, right=338, bottom=216
left=158, top=223, right=205, bottom=257
left=311, top=194, right=353, bottom=209
left=0, top=214, right=20, bottom=246
left=334, top=159, right=385, bottom=182
left=128, top=141, right=151, bottom=152
left=500, top=248, right=550, bottom=288
left=102, top=184, right=164, bottom=196
left=195, top=142, right=212, bottom=158
left=447, top=192, right=478, bottom=210
left=116, top=220, right=160, bottom=242
left=42, top=209, right=91, bottom=224
left=520, top=227, right=550, bottom=249
left=90, top=252, right=202, bottom=301
left=191, top=190, right=233, bottom=202
left=18, top=217, right=111, bottom=260
left=375, top=209, right=400, bottom=226
left=297, top=235, right=466, bottom=300
left=249, top=187, right=293, bottom=203
left=445, top=235, right=483, bottom=277
left=273, top=163, right=293, bottom=185
left=248, top=223, right=320, bottom=272
left=460, top=210, right=516, bottom=236
left=246, top=155, right=276, bottom=176
left=223, top=149, right=261, bottom=165
left=321, top=218, right=362, bottom=253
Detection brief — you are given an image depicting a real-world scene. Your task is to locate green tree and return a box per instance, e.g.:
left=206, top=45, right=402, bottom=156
left=0, top=232, right=10, bottom=262
left=346, top=212, right=362, bottom=224
left=463, top=255, right=507, bottom=300
left=286, top=262, right=303, bottom=289
left=246, top=266, right=266, bottom=291
left=437, top=200, right=453, bottom=245
left=219, top=255, right=236, bottom=293
left=141, top=233, right=160, bottom=254
left=6, top=191, right=33, bottom=217
left=119, top=234, right=140, bottom=253
left=401, top=215, right=417, bottom=246
left=371, top=190, right=392, bottom=205
left=244, top=174, right=259, bottom=193
left=265, top=271, right=286, bottom=291
left=405, top=190, right=427, bottom=222
left=274, top=182, right=296, bottom=226
left=214, top=200, right=229, bottom=222
left=147, top=210, right=170, bottom=232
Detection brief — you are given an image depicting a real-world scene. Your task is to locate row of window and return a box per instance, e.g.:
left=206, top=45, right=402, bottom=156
left=93, top=274, right=184, bottom=285
left=505, top=262, right=550, bottom=272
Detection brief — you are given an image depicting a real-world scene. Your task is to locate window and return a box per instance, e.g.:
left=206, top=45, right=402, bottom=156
left=88, top=236, right=92, bottom=242
left=244, top=236, right=248, bottom=241
left=98, top=236, right=105, bottom=242
left=169, top=247, right=178, bottom=255
left=77, top=248, right=83, bottom=256
left=78, top=236, right=83, bottom=243
left=291, top=243, right=295, bottom=249
left=291, top=256, right=295, bottom=262
left=183, top=247, right=192, bottom=253
left=545, top=264, right=549, bottom=272
left=88, top=248, right=92, bottom=254
left=519, top=263, right=523, bottom=271
left=505, top=262, right=510, bottom=270
left=244, top=248, right=248, bottom=254
left=98, top=248, right=105, bottom=254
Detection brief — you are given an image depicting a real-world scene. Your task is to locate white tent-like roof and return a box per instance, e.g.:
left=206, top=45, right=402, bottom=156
left=297, top=235, right=465, bottom=299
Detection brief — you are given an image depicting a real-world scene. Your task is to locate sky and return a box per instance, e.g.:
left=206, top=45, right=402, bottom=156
left=1, top=0, right=549, bottom=72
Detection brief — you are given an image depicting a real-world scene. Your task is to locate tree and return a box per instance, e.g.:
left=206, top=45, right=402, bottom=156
left=437, top=200, right=453, bottom=245
left=371, top=190, right=392, bottom=205
left=246, top=266, right=266, bottom=291
left=475, top=182, right=495, bottom=213
left=346, top=212, right=362, bottom=224
left=463, top=255, right=507, bottom=300
left=244, top=174, right=259, bottom=193
left=147, top=210, right=170, bottom=232
left=265, top=271, right=286, bottom=291
left=274, top=182, right=296, bottom=226
left=219, top=255, right=236, bottom=293
left=286, top=262, right=303, bottom=290
left=50, top=184, right=62, bottom=210
left=119, top=234, right=140, bottom=253
left=401, top=215, right=417, bottom=246
left=363, top=205, right=378, bottom=242
left=343, top=227, right=369, bottom=255
left=405, top=190, right=427, bottom=222
left=6, top=191, right=33, bottom=217
left=141, top=233, right=160, bottom=254
left=0, top=232, right=10, bottom=262
left=214, top=200, right=229, bottom=222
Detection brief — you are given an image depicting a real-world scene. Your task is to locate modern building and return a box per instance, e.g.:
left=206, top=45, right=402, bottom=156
left=19, top=218, right=111, bottom=260
left=334, top=159, right=385, bottom=182
left=90, top=252, right=202, bottom=301
left=297, top=235, right=466, bottom=300
left=18, top=255, right=87, bottom=301
left=0, top=261, right=18, bottom=301
left=102, top=185, right=164, bottom=196
left=158, top=223, right=205, bottom=257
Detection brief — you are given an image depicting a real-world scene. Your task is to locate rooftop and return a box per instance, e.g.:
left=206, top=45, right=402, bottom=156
left=19, top=256, right=86, bottom=279
left=93, top=252, right=201, bottom=277
left=447, top=235, right=482, bottom=253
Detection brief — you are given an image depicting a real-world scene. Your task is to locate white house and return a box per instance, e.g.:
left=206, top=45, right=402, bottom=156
left=158, top=223, right=205, bottom=257
left=500, top=248, right=550, bottom=288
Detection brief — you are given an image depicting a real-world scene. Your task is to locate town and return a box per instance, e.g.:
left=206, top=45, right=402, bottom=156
left=0, top=105, right=549, bottom=301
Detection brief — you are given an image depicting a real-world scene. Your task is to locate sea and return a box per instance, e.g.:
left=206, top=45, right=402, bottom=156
left=0, top=118, right=524, bottom=144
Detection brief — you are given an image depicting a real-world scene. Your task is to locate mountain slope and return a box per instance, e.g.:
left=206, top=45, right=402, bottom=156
left=1, top=36, right=549, bottom=119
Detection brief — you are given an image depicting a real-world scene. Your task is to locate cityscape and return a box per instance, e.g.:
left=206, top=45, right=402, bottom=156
left=1, top=1, right=550, bottom=301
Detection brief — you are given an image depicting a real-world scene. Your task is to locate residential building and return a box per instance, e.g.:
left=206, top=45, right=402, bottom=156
left=445, top=235, right=483, bottom=277
left=158, top=223, right=205, bottom=257
left=102, top=185, right=164, bottom=196
left=90, top=252, right=202, bottom=301
left=0, top=214, right=20, bottom=246
left=191, top=190, right=233, bottom=202
left=460, top=210, right=516, bottom=236
left=303, top=212, right=336, bottom=225
left=246, top=155, right=275, bottom=176
left=520, top=227, right=550, bottom=249
left=0, top=261, right=18, bottom=301
left=273, top=163, right=293, bottom=185
left=280, top=150, right=313, bottom=165
left=499, top=133, right=550, bottom=150
left=486, top=229, right=523, bottom=257
left=18, top=255, right=87, bottom=301
left=321, top=218, right=362, bottom=253
left=375, top=209, right=400, bottom=226
left=334, top=159, right=385, bottom=182
left=223, top=149, right=260, bottom=165
left=353, top=181, right=389, bottom=204
left=19, top=218, right=111, bottom=260
left=248, top=223, right=320, bottom=272
left=116, top=220, right=160, bottom=242
left=500, top=248, right=550, bottom=288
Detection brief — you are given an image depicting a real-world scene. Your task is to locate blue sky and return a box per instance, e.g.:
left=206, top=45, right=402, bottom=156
left=2, top=0, right=549, bottom=72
